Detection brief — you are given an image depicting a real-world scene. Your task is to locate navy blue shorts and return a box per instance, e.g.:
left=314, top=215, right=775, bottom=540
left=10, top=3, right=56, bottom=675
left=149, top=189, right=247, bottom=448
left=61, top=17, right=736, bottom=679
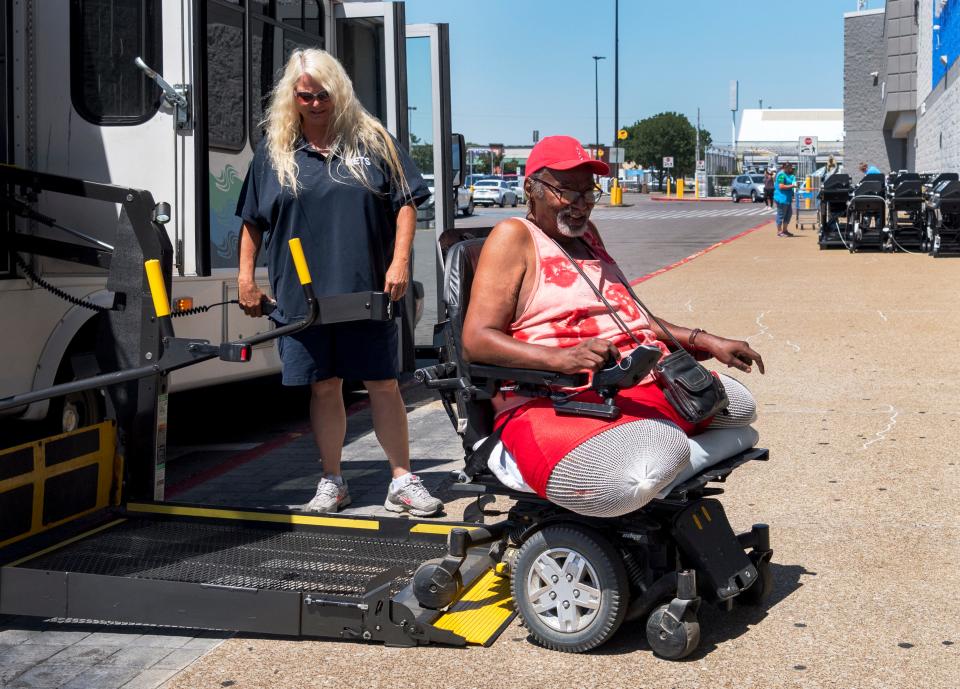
left=277, top=319, right=399, bottom=385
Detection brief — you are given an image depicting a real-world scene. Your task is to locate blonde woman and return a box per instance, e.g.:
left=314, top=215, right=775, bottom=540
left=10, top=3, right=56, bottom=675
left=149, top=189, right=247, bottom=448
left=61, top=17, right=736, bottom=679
left=236, top=49, right=441, bottom=516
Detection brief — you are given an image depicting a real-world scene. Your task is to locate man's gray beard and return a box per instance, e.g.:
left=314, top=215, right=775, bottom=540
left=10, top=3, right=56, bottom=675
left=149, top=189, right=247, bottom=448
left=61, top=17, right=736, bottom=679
left=556, top=208, right=588, bottom=238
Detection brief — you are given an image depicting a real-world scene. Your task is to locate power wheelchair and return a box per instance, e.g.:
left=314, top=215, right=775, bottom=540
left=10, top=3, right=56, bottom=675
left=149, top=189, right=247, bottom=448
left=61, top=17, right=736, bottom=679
left=818, top=173, right=852, bottom=249
left=846, top=173, right=887, bottom=252
left=883, top=172, right=926, bottom=251
left=411, top=238, right=774, bottom=658
left=923, top=173, right=960, bottom=256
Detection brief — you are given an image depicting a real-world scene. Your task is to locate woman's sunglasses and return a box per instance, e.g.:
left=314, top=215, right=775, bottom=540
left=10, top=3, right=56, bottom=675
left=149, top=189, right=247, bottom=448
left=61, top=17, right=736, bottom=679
left=295, top=90, right=330, bottom=105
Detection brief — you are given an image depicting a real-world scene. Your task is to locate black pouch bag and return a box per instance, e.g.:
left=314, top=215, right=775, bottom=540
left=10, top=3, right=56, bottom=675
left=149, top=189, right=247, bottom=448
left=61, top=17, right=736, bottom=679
left=653, top=349, right=728, bottom=425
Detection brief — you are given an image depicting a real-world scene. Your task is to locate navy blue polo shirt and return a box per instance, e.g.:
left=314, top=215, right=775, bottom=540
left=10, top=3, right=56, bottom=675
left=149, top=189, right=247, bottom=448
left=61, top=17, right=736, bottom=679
left=236, top=137, right=429, bottom=324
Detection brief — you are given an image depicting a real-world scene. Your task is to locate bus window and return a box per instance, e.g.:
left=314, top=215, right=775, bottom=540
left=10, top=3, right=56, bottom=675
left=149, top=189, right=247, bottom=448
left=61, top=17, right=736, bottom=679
left=248, top=4, right=324, bottom=148
left=70, top=0, right=162, bottom=125
left=206, top=2, right=245, bottom=151
left=336, top=19, right=386, bottom=125
left=249, top=17, right=276, bottom=147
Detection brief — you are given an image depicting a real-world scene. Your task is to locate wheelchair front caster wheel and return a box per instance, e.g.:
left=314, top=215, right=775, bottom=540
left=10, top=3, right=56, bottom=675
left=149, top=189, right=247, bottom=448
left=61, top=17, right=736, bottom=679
left=645, top=603, right=700, bottom=660
left=738, top=556, right=773, bottom=606
left=412, top=558, right=463, bottom=610
left=512, top=524, right=628, bottom=653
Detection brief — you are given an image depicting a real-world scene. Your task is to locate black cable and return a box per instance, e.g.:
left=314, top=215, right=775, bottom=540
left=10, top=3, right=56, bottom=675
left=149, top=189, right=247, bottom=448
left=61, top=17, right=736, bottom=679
left=15, top=253, right=239, bottom=317
left=170, top=300, right=239, bottom=317
left=14, top=253, right=109, bottom=312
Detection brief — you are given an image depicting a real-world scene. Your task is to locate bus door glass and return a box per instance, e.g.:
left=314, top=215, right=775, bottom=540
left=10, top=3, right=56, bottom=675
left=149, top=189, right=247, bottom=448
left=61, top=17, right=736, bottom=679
left=333, top=1, right=417, bottom=368
left=334, top=2, right=407, bottom=143
left=203, top=0, right=325, bottom=274
left=405, top=23, right=453, bottom=349
left=0, top=0, right=9, bottom=277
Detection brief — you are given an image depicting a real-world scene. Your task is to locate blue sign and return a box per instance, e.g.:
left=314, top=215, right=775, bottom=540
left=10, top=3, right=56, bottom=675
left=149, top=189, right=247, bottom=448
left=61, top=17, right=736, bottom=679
left=933, top=0, right=960, bottom=88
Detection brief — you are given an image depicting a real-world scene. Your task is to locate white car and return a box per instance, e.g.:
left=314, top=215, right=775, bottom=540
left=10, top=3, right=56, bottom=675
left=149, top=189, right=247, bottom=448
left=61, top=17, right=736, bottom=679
left=420, top=174, right=474, bottom=218
left=472, top=179, right=518, bottom=207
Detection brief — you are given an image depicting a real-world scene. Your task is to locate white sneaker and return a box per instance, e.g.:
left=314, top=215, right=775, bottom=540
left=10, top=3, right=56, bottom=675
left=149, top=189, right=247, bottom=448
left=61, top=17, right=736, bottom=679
left=384, top=475, right=443, bottom=517
left=304, top=477, right=351, bottom=513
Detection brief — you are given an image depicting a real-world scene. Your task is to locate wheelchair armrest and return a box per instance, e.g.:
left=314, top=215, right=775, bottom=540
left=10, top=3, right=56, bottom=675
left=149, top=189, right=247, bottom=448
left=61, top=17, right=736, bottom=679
left=414, top=362, right=465, bottom=390
left=468, top=363, right=587, bottom=389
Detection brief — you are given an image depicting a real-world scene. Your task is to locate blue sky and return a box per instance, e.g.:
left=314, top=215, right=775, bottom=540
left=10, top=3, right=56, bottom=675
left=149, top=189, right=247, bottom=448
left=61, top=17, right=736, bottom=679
left=403, top=0, right=857, bottom=147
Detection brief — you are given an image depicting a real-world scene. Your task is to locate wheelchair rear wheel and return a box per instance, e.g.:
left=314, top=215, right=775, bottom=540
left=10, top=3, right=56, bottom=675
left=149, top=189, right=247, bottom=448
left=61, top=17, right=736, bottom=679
left=511, top=524, right=628, bottom=653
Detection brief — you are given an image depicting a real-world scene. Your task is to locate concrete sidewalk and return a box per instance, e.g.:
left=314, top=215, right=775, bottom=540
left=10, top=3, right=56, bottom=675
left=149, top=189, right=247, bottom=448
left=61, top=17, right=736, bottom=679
left=164, top=224, right=958, bottom=688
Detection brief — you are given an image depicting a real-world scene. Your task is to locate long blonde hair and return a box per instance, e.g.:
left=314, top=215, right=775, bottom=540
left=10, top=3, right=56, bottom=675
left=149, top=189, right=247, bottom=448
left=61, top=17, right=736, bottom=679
left=264, top=48, right=409, bottom=198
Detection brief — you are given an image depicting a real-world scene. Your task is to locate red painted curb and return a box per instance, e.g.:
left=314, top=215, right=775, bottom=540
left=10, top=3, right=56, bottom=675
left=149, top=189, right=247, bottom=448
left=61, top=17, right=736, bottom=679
left=166, top=377, right=420, bottom=497
left=630, top=219, right=772, bottom=286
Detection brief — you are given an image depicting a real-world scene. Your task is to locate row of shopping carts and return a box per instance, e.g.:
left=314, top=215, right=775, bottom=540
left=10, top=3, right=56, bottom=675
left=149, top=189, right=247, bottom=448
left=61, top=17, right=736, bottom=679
left=816, top=172, right=960, bottom=256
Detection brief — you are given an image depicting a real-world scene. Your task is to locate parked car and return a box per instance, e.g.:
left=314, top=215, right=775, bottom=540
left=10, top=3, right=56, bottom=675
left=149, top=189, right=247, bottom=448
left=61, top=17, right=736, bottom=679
left=508, top=177, right=525, bottom=203
left=419, top=173, right=474, bottom=219
left=731, top=174, right=766, bottom=203
left=472, top=179, right=518, bottom=207
left=463, top=173, right=496, bottom=188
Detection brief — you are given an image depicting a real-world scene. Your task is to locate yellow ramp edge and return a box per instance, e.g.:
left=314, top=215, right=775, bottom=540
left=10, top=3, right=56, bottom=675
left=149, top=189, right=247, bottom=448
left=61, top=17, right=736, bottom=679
left=431, top=569, right=516, bottom=646
left=408, top=524, right=480, bottom=536
left=125, top=503, right=379, bottom=531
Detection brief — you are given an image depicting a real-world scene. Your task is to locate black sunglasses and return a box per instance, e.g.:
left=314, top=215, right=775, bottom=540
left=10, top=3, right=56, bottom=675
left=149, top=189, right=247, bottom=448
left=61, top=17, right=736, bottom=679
left=534, top=176, right=603, bottom=205
left=295, top=89, right=331, bottom=104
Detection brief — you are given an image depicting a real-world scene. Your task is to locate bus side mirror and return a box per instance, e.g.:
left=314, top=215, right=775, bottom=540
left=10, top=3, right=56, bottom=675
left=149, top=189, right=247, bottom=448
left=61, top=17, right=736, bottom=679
left=452, top=133, right=466, bottom=188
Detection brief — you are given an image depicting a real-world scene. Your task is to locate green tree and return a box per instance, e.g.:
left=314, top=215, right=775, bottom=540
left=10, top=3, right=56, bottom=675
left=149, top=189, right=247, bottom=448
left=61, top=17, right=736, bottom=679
left=408, top=132, right=434, bottom=176
left=622, top=112, right=712, bottom=180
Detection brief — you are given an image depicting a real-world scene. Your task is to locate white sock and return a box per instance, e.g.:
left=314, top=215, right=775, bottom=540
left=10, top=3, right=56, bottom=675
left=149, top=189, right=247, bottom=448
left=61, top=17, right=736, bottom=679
left=391, top=473, right=416, bottom=491
left=324, top=473, right=344, bottom=486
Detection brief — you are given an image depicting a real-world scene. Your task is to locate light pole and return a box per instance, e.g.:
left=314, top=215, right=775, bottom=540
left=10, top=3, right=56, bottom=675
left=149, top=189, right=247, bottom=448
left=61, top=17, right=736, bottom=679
left=613, top=0, right=619, bottom=178
left=592, top=55, right=606, bottom=156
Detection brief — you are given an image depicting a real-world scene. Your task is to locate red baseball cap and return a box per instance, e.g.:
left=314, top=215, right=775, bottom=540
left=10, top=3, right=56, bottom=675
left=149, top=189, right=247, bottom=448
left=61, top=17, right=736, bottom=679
left=525, top=135, right=610, bottom=177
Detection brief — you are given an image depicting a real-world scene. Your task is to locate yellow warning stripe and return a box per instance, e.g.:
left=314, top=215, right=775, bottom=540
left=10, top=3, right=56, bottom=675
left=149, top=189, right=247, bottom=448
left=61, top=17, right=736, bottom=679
left=6, top=519, right=127, bottom=567
left=408, top=524, right=480, bottom=536
left=124, top=502, right=380, bottom=530
left=432, top=569, right=515, bottom=646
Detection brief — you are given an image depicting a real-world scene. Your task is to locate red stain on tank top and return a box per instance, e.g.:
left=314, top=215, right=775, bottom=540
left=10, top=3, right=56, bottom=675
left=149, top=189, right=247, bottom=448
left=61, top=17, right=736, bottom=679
left=540, top=255, right=579, bottom=288
left=546, top=307, right=601, bottom=342
left=604, top=283, right=641, bottom=321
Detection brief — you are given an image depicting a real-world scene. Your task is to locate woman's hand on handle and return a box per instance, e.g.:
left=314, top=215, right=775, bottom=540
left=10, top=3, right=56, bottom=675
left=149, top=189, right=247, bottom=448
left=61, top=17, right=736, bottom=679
left=384, top=260, right=409, bottom=301
left=700, top=334, right=765, bottom=374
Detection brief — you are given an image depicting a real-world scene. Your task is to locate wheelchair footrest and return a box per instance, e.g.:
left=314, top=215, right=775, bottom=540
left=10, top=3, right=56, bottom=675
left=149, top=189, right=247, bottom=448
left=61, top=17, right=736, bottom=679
left=670, top=498, right=757, bottom=601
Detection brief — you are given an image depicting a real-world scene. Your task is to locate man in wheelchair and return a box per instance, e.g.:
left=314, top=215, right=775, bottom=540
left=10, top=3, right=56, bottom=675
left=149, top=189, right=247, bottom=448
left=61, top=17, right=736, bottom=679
left=413, top=136, right=773, bottom=657
left=461, top=136, right=764, bottom=516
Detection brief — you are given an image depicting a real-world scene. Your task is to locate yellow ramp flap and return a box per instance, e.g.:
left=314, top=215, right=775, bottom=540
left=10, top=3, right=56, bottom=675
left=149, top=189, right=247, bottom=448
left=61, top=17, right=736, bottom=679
left=431, top=569, right=515, bottom=646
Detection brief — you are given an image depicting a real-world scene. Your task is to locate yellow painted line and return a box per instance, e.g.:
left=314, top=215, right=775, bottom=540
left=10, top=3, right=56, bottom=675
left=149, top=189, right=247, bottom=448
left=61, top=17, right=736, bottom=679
left=701, top=505, right=712, bottom=522
left=5, top=519, right=127, bottom=567
left=408, top=524, right=480, bottom=536
left=692, top=514, right=703, bottom=530
left=432, top=569, right=515, bottom=646
left=125, top=503, right=379, bottom=530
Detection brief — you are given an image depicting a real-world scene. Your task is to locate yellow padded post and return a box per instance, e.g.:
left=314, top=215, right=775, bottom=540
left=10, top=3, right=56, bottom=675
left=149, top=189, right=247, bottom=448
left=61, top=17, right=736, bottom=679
left=144, top=259, right=170, bottom=318
left=288, top=238, right=312, bottom=285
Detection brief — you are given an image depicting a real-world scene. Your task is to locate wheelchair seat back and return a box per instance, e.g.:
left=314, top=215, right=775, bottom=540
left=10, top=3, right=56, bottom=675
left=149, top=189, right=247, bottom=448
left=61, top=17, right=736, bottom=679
left=441, top=238, right=495, bottom=448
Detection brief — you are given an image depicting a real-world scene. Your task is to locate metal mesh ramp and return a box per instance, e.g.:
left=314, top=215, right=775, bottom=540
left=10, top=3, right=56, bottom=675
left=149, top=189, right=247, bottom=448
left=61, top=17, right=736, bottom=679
left=16, top=518, right=448, bottom=597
